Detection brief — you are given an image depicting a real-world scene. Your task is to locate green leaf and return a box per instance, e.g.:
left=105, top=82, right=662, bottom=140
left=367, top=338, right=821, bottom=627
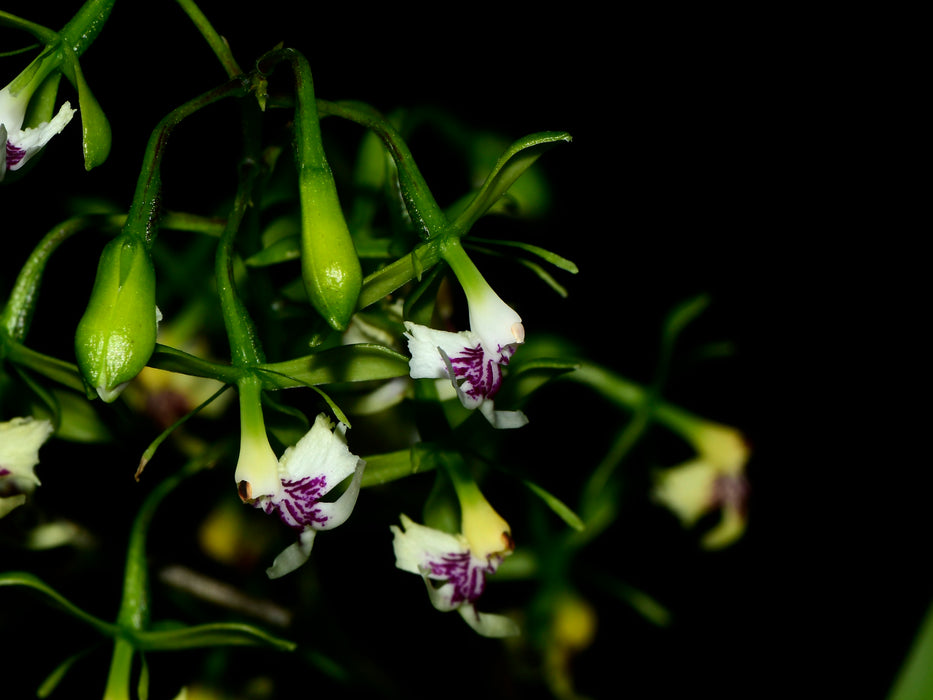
left=360, top=448, right=439, bottom=487
left=888, top=598, right=933, bottom=700
left=245, top=234, right=301, bottom=267
left=37, top=647, right=93, bottom=698
left=662, top=293, right=710, bottom=349
left=131, top=622, right=296, bottom=652
left=451, top=131, right=572, bottom=234
left=522, top=480, right=585, bottom=531
left=498, top=357, right=580, bottom=405
left=259, top=344, right=410, bottom=389
left=470, top=237, right=579, bottom=274
left=0, top=571, right=119, bottom=638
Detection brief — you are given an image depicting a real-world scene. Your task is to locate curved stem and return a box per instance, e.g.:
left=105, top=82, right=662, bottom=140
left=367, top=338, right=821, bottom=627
left=316, top=98, right=448, bottom=238
left=174, top=0, right=242, bottom=77
left=124, top=76, right=249, bottom=248
left=0, top=214, right=120, bottom=341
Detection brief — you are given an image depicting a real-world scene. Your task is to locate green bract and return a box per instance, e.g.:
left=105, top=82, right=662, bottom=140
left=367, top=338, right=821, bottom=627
left=74, top=234, right=159, bottom=402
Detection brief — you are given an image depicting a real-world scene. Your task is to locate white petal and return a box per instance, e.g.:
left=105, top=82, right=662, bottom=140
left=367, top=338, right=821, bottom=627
left=311, top=456, right=365, bottom=531
left=652, top=458, right=717, bottom=525
left=0, top=417, right=54, bottom=487
left=266, top=528, right=317, bottom=579
left=7, top=101, right=76, bottom=171
left=457, top=604, right=520, bottom=638
left=279, top=414, right=358, bottom=487
left=478, top=400, right=529, bottom=429
left=403, top=322, right=478, bottom=380
left=0, top=495, right=28, bottom=519
left=391, top=514, right=467, bottom=576
left=423, top=578, right=461, bottom=612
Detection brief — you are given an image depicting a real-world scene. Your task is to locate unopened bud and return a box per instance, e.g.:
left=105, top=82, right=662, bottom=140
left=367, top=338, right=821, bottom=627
left=74, top=234, right=159, bottom=402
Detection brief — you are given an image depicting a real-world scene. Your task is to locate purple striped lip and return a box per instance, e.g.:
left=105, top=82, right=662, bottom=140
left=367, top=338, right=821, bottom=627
left=6, top=141, right=25, bottom=168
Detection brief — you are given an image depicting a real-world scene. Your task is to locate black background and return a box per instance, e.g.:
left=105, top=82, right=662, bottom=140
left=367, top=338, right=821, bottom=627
left=2, top=3, right=922, bottom=699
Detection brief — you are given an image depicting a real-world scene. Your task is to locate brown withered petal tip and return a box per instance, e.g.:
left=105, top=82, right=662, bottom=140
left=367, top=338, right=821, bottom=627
left=237, top=480, right=252, bottom=502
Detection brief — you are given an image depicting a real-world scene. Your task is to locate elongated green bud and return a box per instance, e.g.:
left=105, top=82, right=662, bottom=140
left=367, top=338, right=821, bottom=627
left=299, top=166, right=362, bottom=331
left=74, top=234, right=159, bottom=402
left=287, top=49, right=361, bottom=331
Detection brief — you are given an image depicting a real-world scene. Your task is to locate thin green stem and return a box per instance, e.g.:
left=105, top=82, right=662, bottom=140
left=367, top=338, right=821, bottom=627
left=214, top=106, right=265, bottom=368
left=174, top=0, right=242, bottom=77
left=2, top=340, right=85, bottom=392
left=1, top=215, right=115, bottom=341
left=124, top=76, right=249, bottom=248
left=316, top=98, right=448, bottom=237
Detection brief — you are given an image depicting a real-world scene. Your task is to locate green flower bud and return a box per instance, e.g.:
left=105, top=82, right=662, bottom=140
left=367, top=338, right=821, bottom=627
left=299, top=166, right=362, bottom=332
left=74, top=234, right=159, bottom=402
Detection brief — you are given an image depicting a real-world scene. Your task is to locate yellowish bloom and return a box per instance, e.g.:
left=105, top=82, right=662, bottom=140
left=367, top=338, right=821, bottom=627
left=652, top=421, right=750, bottom=549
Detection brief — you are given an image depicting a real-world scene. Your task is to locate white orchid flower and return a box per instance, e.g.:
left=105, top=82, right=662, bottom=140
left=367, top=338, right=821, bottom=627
left=1, top=85, right=75, bottom=182
left=1, top=416, right=54, bottom=518
left=403, top=240, right=527, bottom=429
left=237, top=412, right=365, bottom=579
left=391, top=486, right=518, bottom=637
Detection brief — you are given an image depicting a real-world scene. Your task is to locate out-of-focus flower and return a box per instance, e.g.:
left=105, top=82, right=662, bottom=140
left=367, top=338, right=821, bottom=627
left=652, top=420, right=750, bottom=549
left=0, top=416, right=54, bottom=518
left=543, top=591, right=598, bottom=700
left=391, top=488, right=518, bottom=637
left=403, top=240, right=527, bottom=429
left=237, top=413, right=365, bottom=579
left=0, top=84, right=75, bottom=182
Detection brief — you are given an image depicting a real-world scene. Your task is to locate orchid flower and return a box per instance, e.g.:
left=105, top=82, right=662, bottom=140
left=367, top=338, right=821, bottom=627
left=235, top=402, right=365, bottom=579
left=404, top=240, right=527, bottom=428
left=391, top=474, right=519, bottom=637
left=0, top=416, right=54, bottom=518
left=652, top=420, right=750, bottom=549
left=0, top=84, right=75, bottom=182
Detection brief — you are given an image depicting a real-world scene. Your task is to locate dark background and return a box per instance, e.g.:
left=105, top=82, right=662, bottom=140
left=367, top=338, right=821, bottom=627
left=2, top=3, right=922, bottom=699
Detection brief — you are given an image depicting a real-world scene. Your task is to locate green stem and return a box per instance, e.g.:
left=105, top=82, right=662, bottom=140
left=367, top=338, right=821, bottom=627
left=124, top=76, right=249, bottom=248
left=2, top=340, right=85, bottom=392
left=0, top=12, right=58, bottom=44
left=0, top=215, right=116, bottom=341
left=316, top=98, right=448, bottom=238
left=102, top=637, right=134, bottom=700
left=58, top=0, right=116, bottom=57
left=214, top=110, right=265, bottom=368
left=174, top=0, right=242, bottom=77
left=357, top=240, right=443, bottom=309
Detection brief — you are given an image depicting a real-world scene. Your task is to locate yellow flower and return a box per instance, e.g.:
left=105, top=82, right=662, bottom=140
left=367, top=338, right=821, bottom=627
left=653, top=421, right=750, bottom=549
